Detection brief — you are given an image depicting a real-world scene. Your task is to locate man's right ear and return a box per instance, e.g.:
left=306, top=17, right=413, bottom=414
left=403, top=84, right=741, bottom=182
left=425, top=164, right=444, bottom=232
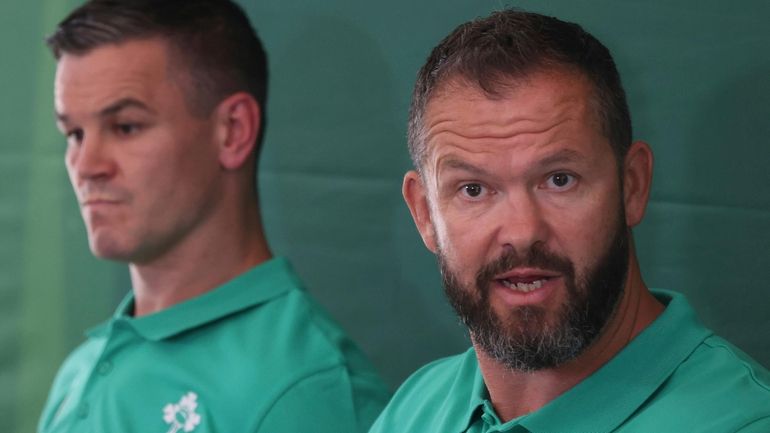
left=213, top=92, right=261, bottom=171
left=402, top=170, right=438, bottom=253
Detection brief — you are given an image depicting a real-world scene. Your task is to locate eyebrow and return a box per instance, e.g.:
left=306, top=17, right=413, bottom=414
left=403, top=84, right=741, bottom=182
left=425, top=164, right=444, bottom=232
left=537, top=149, right=585, bottom=167
left=436, top=148, right=586, bottom=179
left=56, top=97, right=154, bottom=124
left=437, top=158, right=492, bottom=177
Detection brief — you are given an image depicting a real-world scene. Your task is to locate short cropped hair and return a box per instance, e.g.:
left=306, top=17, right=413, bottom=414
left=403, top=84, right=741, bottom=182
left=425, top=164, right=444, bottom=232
left=46, top=0, right=268, bottom=152
left=409, top=9, right=631, bottom=172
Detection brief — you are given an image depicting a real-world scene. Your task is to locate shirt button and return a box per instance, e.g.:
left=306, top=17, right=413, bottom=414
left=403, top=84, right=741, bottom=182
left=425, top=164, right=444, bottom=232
left=77, top=402, right=89, bottom=419
left=97, top=360, right=113, bottom=375
left=482, top=413, right=495, bottom=424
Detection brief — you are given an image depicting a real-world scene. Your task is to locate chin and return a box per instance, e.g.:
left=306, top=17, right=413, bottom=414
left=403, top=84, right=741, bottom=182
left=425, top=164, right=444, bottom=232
left=88, top=235, right=134, bottom=262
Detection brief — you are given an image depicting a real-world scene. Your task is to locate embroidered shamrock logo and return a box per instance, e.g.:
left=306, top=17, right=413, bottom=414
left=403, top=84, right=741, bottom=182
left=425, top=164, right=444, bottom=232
left=163, top=391, right=202, bottom=433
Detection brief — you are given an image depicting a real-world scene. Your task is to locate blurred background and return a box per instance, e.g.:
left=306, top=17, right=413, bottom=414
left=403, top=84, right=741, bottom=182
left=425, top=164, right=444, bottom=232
left=2, top=1, right=769, bottom=431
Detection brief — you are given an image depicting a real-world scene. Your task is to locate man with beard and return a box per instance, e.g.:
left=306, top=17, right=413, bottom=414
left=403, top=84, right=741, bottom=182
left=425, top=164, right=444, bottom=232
left=38, top=1, right=389, bottom=432
left=369, top=9, right=770, bottom=433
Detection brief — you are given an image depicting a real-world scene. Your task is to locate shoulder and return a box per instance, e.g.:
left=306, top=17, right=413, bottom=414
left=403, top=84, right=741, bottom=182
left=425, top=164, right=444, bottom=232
left=680, top=334, right=770, bottom=398
left=668, top=334, right=770, bottom=397
left=369, top=349, right=477, bottom=433
left=218, top=267, right=353, bottom=371
left=629, top=334, right=770, bottom=431
left=38, top=336, right=105, bottom=430
left=235, top=283, right=390, bottom=431
left=699, top=335, right=770, bottom=386
left=252, top=286, right=367, bottom=372
left=257, top=364, right=386, bottom=433
left=47, top=335, right=106, bottom=392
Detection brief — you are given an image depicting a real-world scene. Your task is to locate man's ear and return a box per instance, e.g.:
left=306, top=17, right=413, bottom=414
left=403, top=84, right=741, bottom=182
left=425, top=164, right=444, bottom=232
left=623, top=140, right=654, bottom=227
left=403, top=170, right=438, bottom=253
left=214, top=92, right=261, bottom=170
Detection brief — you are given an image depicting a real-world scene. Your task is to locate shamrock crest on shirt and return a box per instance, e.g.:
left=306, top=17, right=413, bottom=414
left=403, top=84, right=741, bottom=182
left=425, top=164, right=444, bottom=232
left=163, top=391, right=202, bottom=433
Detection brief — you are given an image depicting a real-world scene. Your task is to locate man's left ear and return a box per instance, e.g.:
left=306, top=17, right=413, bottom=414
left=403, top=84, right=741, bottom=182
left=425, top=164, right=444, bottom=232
left=214, top=92, right=261, bottom=170
left=622, top=140, right=654, bottom=227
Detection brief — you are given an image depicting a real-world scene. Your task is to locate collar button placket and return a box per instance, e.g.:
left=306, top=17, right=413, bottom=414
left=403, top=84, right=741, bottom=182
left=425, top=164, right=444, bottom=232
left=96, top=359, right=113, bottom=375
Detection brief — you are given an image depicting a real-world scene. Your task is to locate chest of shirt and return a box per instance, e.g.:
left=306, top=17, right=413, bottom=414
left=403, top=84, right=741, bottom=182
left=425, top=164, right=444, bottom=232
left=40, top=321, right=287, bottom=433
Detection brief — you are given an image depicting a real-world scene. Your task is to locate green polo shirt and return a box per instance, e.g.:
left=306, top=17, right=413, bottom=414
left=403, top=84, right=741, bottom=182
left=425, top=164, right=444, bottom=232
left=39, top=257, right=390, bottom=433
left=369, top=290, right=770, bottom=433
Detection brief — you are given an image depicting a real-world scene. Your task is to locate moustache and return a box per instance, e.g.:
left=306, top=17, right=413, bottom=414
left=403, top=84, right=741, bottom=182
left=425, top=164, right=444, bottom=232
left=475, top=243, right=575, bottom=294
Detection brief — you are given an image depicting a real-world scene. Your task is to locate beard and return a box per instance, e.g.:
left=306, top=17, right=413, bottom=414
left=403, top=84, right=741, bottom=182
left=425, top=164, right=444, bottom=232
left=439, top=209, right=630, bottom=372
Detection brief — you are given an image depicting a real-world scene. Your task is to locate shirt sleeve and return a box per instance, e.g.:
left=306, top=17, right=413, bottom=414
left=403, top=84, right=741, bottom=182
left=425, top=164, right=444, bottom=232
left=255, top=365, right=371, bottom=433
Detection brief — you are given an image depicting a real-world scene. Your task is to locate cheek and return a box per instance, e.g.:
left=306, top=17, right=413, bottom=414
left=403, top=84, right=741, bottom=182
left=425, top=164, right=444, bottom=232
left=552, top=194, right=622, bottom=271
left=66, top=166, right=77, bottom=188
left=158, top=147, right=221, bottom=216
left=432, top=202, right=466, bottom=250
left=135, top=128, right=215, bottom=190
left=433, top=209, right=491, bottom=276
left=176, top=127, right=220, bottom=179
left=64, top=147, right=77, bottom=178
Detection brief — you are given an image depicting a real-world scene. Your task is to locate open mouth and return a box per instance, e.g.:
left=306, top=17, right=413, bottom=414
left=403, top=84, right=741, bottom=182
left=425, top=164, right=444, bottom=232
left=495, top=272, right=558, bottom=293
left=499, top=278, right=547, bottom=292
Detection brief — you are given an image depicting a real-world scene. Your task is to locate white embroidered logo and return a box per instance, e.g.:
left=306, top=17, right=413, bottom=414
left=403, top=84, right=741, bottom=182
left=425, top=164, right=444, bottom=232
left=163, top=392, right=202, bottom=433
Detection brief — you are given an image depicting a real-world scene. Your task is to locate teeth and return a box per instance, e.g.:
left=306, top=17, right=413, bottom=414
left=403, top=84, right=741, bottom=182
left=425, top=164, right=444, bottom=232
left=501, top=279, right=544, bottom=292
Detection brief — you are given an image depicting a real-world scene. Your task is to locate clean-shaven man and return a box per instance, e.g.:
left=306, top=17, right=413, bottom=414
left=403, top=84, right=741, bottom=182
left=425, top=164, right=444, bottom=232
left=39, top=1, right=389, bottom=432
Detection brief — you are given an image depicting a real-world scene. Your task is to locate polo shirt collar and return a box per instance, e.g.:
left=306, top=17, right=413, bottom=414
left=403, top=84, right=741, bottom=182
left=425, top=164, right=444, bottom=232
left=467, top=356, right=491, bottom=427
left=431, top=348, right=490, bottom=433
left=464, top=290, right=712, bottom=433
left=87, top=257, right=298, bottom=341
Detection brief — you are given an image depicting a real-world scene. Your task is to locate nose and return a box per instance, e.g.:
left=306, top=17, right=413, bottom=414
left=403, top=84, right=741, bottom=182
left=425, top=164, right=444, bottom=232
left=66, top=132, right=116, bottom=182
left=493, top=189, right=549, bottom=254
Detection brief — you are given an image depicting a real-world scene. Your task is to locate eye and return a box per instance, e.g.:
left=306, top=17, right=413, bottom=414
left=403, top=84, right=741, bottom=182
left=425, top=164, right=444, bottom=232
left=544, top=172, right=576, bottom=190
left=65, top=128, right=84, bottom=146
left=460, top=183, right=486, bottom=199
left=113, top=123, right=142, bottom=136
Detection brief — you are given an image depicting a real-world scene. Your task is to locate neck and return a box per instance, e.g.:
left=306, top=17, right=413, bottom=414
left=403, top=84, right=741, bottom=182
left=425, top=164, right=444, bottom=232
left=476, top=255, right=664, bottom=421
left=129, top=196, right=272, bottom=316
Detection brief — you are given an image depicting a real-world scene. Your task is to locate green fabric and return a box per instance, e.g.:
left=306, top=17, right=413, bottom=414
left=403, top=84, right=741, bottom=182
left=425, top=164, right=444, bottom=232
left=37, top=257, right=390, bottom=433
left=7, top=3, right=770, bottom=432
left=369, top=290, right=770, bottom=433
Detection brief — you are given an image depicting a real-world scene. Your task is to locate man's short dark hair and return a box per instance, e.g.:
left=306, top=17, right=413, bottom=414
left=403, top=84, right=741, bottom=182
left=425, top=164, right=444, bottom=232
left=47, top=0, right=268, bottom=153
left=409, top=9, right=631, bottom=173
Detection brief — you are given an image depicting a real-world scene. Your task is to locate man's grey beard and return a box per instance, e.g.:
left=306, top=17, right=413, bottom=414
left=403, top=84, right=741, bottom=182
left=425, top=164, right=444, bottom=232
left=438, top=213, right=630, bottom=372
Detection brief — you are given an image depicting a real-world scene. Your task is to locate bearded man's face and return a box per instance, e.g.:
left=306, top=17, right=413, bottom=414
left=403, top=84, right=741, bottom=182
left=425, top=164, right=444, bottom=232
left=403, top=72, right=633, bottom=370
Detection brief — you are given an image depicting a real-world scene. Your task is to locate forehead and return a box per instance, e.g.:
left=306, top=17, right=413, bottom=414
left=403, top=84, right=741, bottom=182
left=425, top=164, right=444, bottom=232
left=54, top=38, right=173, bottom=115
left=421, top=70, right=604, bottom=163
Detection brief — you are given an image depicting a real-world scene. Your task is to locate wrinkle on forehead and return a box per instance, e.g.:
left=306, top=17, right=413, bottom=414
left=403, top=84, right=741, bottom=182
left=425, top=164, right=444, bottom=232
left=427, top=112, right=570, bottom=142
left=422, top=71, right=596, bottom=163
left=416, top=72, right=615, bottom=194
left=54, top=39, right=173, bottom=119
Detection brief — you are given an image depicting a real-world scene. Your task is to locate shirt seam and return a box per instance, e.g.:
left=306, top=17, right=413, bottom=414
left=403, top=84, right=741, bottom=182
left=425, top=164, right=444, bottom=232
left=251, top=363, right=348, bottom=431
left=702, top=339, right=770, bottom=392
left=292, top=293, right=351, bottom=366
left=734, top=414, right=770, bottom=432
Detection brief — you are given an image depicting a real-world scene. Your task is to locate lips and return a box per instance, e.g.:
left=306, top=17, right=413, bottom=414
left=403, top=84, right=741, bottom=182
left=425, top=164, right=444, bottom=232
left=500, top=278, right=546, bottom=292
left=494, top=268, right=560, bottom=293
left=77, top=183, right=128, bottom=205
left=79, top=190, right=128, bottom=206
left=81, top=198, right=120, bottom=206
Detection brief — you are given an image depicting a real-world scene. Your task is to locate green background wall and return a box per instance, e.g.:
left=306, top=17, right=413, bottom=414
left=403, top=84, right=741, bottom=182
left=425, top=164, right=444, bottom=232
left=2, top=1, right=768, bottom=432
